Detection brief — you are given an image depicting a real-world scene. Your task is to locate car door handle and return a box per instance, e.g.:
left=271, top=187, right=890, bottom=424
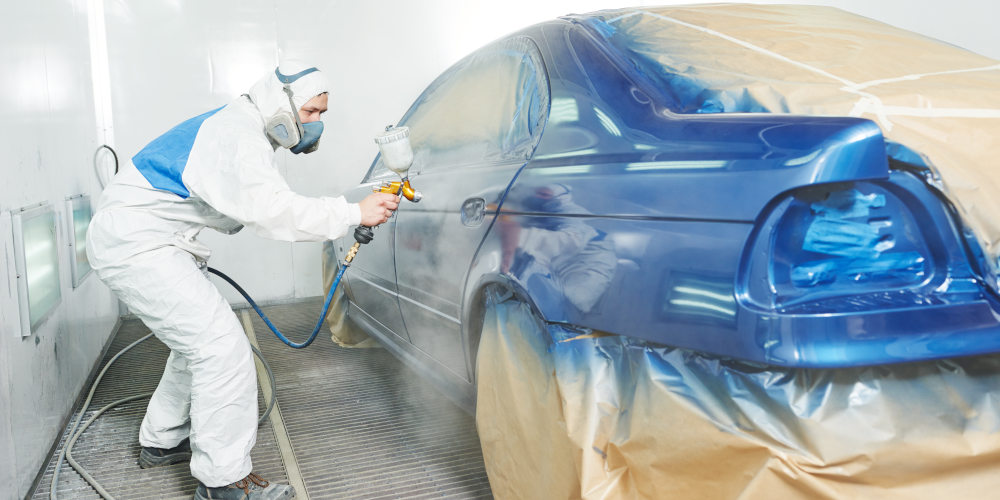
left=461, top=198, right=486, bottom=227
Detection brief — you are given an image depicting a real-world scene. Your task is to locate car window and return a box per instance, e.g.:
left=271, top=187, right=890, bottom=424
left=367, top=37, right=549, bottom=179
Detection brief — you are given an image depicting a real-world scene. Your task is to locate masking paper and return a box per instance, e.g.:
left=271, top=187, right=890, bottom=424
left=322, top=241, right=378, bottom=348
left=476, top=287, right=1000, bottom=499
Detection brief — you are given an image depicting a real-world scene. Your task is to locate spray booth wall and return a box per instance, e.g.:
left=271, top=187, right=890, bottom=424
left=0, top=2, right=119, bottom=497
left=0, top=0, right=997, bottom=498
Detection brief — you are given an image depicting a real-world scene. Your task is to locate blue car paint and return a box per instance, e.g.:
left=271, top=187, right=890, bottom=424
left=478, top=20, right=999, bottom=367
left=343, top=18, right=1000, bottom=381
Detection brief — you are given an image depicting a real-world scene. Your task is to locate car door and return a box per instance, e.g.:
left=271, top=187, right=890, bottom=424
left=338, top=172, right=409, bottom=343
left=391, top=36, right=549, bottom=382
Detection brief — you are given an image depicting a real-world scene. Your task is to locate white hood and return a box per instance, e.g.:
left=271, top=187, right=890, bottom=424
left=247, top=58, right=331, bottom=120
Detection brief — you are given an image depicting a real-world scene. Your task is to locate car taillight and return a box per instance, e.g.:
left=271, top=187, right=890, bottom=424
left=745, top=180, right=939, bottom=312
left=784, top=187, right=928, bottom=289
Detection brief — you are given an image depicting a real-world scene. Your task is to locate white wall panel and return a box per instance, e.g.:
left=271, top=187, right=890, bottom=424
left=0, top=215, right=17, bottom=497
left=0, top=0, right=119, bottom=496
left=101, top=1, right=295, bottom=304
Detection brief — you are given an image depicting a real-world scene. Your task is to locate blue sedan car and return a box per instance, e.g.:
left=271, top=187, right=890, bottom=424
left=328, top=5, right=1000, bottom=498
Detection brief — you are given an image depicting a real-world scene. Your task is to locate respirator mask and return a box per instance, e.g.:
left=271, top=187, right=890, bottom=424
left=265, top=67, right=324, bottom=154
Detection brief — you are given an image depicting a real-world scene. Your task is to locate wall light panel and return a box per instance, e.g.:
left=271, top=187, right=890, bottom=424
left=12, top=203, right=62, bottom=336
left=65, top=195, right=93, bottom=288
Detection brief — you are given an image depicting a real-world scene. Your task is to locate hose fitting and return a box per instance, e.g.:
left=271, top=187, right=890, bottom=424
left=344, top=241, right=361, bottom=264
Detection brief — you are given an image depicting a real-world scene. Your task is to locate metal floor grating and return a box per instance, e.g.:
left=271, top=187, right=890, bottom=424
left=31, top=298, right=493, bottom=499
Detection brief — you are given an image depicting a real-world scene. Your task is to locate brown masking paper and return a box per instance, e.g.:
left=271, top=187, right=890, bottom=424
left=476, top=288, right=1000, bottom=499
left=322, top=241, right=378, bottom=348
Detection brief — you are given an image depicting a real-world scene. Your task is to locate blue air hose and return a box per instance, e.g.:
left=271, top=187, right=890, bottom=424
left=207, top=264, right=347, bottom=349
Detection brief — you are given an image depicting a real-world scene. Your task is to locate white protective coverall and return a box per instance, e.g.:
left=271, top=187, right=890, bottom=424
left=85, top=61, right=359, bottom=487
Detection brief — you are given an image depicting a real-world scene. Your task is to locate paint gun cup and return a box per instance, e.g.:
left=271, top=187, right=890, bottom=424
left=374, top=125, right=414, bottom=175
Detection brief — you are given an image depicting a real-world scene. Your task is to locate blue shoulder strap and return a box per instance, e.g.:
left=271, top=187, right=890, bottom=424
left=132, top=106, right=224, bottom=198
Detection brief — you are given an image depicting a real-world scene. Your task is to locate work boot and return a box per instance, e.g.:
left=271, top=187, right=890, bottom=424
left=138, top=438, right=192, bottom=469
left=193, top=472, right=295, bottom=500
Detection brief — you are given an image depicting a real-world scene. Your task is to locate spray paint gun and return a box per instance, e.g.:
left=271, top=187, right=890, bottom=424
left=342, top=125, right=422, bottom=264
left=372, top=125, right=422, bottom=203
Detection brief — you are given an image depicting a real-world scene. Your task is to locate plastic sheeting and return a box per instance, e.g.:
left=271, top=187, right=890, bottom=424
left=476, top=286, right=1000, bottom=499
left=322, top=241, right=378, bottom=348
left=585, top=4, right=1000, bottom=282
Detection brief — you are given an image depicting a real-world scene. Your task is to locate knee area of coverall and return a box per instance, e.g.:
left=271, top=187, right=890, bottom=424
left=183, top=326, right=256, bottom=383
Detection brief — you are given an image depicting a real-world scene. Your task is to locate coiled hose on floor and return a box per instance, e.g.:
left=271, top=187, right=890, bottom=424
left=49, top=263, right=348, bottom=499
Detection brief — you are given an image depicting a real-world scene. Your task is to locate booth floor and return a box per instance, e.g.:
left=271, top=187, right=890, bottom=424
left=31, top=298, right=494, bottom=499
